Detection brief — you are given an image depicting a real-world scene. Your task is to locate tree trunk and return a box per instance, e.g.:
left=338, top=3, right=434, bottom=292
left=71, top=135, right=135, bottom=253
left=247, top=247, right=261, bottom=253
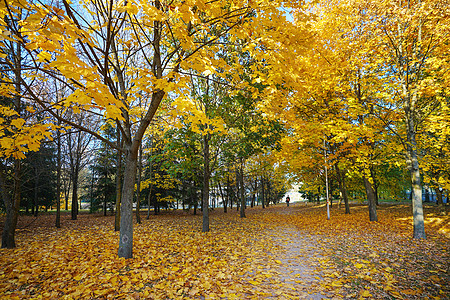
left=115, top=131, right=123, bottom=231
left=2, top=30, right=22, bottom=249
left=261, top=177, right=265, bottom=209
left=1, top=160, right=21, bottom=248
left=147, top=183, right=153, bottom=219
left=227, top=173, right=232, bottom=210
left=71, top=165, right=79, bottom=220
left=64, top=177, right=71, bottom=211
left=251, top=178, right=257, bottom=208
left=370, top=166, right=379, bottom=206
left=436, top=188, right=443, bottom=206
left=118, top=147, right=138, bottom=259
left=103, top=194, right=107, bottom=216
left=218, top=181, right=227, bottom=213
left=409, top=152, right=425, bottom=238
left=424, top=188, right=430, bottom=202
left=335, top=164, right=350, bottom=214
left=136, top=146, right=142, bottom=224
left=404, top=92, right=426, bottom=238
left=33, top=165, right=39, bottom=217
left=202, top=133, right=211, bottom=232
left=146, top=136, right=153, bottom=219
left=363, top=175, right=378, bottom=222
left=239, top=158, right=246, bottom=218
left=406, top=128, right=426, bottom=238
left=56, top=124, right=61, bottom=228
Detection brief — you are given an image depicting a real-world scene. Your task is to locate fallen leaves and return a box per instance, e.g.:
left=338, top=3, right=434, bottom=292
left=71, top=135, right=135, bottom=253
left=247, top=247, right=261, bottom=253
left=0, top=203, right=448, bottom=299
left=264, top=203, right=449, bottom=299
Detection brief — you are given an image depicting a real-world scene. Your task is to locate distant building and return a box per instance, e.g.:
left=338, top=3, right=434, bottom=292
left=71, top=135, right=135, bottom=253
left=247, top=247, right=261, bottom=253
left=284, top=184, right=307, bottom=203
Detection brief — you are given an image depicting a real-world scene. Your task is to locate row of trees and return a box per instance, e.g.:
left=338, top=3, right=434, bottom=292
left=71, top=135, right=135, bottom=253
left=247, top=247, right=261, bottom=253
left=268, top=0, right=450, bottom=237
left=1, top=0, right=449, bottom=257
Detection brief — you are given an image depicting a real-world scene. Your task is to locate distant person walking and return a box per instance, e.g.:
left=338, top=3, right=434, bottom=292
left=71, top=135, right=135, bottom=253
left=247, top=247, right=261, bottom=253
left=286, top=196, right=290, bottom=207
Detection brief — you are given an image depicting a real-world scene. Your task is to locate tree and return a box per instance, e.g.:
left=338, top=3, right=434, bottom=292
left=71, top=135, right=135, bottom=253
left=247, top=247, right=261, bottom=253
left=89, top=125, right=117, bottom=214
left=1, top=0, right=303, bottom=257
left=65, top=114, right=96, bottom=220
left=0, top=7, right=52, bottom=248
left=333, top=0, right=450, bottom=237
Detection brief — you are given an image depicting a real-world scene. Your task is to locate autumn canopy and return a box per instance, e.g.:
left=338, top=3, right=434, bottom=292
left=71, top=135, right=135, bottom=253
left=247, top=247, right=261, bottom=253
left=0, top=0, right=449, bottom=262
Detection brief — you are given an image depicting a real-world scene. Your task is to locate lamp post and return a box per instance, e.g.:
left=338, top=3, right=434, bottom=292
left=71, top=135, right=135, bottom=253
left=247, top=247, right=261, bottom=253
left=324, top=138, right=330, bottom=220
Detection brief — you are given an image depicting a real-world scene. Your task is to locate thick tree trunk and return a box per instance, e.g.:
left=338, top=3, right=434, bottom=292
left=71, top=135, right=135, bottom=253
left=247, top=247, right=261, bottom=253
left=118, top=148, right=138, bottom=259
left=202, top=133, right=211, bottom=232
left=2, top=160, right=21, bottom=248
left=407, top=131, right=425, bottom=238
left=397, top=11, right=426, bottom=238
left=363, top=175, right=378, bottom=222
left=115, top=132, right=123, bottom=231
left=239, top=158, right=246, bottom=218
left=409, top=155, right=425, bottom=238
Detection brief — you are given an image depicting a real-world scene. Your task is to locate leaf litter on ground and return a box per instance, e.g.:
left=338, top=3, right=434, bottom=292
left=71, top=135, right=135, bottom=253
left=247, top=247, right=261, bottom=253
left=0, top=202, right=448, bottom=299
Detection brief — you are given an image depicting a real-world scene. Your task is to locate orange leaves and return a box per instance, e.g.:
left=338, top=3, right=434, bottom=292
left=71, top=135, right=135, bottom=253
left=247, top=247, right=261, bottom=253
left=1, top=204, right=449, bottom=298
left=0, top=212, right=280, bottom=299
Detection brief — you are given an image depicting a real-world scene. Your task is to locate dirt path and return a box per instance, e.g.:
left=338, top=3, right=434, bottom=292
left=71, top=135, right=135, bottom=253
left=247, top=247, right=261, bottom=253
left=263, top=225, right=332, bottom=299
left=241, top=205, right=335, bottom=299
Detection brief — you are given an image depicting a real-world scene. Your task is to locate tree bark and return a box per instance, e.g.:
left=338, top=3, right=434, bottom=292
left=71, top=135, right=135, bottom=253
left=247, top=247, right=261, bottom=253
left=436, top=188, right=443, bottom=206
left=2, top=24, right=22, bottom=249
left=115, top=130, right=123, bottom=231
left=202, top=133, right=211, bottom=232
left=64, top=176, right=71, bottom=211
left=363, top=175, right=378, bottom=222
left=261, top=176, right=265, bottom=209
left=118, top=147, right=138, bottom=259
left=370, top=166, right=379, bottom=206
left=406, top=123, right=426, bottom=238
left=239, top=158, right=246, bottom=218
left=218, top=181, right=227, bottom=213
left=398, top=8, right=426, bottom=239
left=33, top=163, right=39, bottom=217
left=136, top=146, right=142, bottom=224
left=1, top=160, right=21, bottom=248
left=227, top=173, right=232, bottom=210
left=251, top=178, right=257, bottom=208
left=335, top=164, right=350, bottom=214
left=56, top=121, right=61, bottom=228
left=146, top=136, right=153, bottom=219
left=71, top=163, right=79, bottom=220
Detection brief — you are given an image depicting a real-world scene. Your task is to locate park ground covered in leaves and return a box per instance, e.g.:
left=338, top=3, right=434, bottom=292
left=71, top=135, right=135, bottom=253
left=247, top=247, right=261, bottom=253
left=0, top=203, right=449, bottom=299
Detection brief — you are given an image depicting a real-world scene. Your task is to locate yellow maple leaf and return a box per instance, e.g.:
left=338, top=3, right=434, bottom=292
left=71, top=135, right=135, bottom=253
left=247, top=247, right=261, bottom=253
left=360, top=289, right=372, bottom=298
